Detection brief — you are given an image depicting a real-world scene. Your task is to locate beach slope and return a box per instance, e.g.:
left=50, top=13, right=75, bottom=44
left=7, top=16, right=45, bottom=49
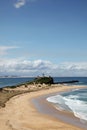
left=0, top=85, right=84, bottom=130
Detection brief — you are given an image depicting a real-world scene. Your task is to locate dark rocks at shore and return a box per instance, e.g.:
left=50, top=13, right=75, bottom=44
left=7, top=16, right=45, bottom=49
left=0, top=88, right=3, bottom=91
left=55, top=80, right=79, bottom=84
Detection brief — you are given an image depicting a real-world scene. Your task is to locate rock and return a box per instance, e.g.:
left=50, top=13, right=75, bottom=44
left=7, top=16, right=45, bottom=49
left=56, top=80, right=79, bottom=84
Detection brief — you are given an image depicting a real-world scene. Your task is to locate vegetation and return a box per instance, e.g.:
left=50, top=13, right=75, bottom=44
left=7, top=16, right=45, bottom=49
left=28, top=76, right=54, bottom=84
left=0, top=76, right=54, bottom=108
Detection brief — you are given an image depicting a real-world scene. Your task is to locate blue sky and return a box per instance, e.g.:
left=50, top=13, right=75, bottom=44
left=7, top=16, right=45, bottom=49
left=0, top=0, right=87, bottom=77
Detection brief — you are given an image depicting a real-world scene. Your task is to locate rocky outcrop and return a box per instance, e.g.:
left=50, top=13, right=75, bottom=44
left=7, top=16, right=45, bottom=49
left=31, top=76, right=54, bottom=84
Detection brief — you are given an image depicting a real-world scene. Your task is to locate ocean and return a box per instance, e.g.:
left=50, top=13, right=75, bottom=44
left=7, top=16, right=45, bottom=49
left=0, top=77, right=34, bottom=88
left=0, top=77, right=87, bottom=88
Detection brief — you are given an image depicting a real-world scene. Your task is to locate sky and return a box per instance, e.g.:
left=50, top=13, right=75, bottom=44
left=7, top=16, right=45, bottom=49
left=0, top=0, right=87, bottom=77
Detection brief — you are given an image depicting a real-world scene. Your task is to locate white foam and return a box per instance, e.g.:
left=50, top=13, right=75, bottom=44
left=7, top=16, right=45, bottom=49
left=47, top=95, right=69, bottom=112
left=64, top=96, right=87, bottom=122
left=66, top=95, right=79, bottom=99
left=47, top=94, right=87, bottom=122
left=47, top=95, right=65, bottom=104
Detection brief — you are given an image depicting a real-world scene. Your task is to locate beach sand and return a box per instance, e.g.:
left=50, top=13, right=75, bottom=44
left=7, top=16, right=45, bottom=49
left=0, top=85, right=85, bottom=130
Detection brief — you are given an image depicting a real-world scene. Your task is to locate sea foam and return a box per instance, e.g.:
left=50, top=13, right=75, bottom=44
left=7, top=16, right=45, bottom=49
left=47, top=93, right=87, bottom=123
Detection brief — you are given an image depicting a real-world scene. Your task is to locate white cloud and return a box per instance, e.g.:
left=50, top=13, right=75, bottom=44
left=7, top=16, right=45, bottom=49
left=14, top=0, right=36, bottom=8
left=0, top=59, right=57, bottom=76
left=59, top=62, right=87, bottom=70
left=57, top=62, right=87, bottom=76
left=0, top=59, right=87, bottom=77
left=14, top=0, right=26, bottom=8
left=0, top=46, right=18, bottom=56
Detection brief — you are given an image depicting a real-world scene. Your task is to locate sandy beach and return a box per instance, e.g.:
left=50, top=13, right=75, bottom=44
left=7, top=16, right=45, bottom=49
left=0, top=85, right=86, bottom=130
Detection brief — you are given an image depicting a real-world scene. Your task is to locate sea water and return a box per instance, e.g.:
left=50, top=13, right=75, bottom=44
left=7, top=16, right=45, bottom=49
left=47, top=88, right=87, bottom=123
left=0, top=77, right=87, bottom=88
left=0, top=77, right=34, bottom=88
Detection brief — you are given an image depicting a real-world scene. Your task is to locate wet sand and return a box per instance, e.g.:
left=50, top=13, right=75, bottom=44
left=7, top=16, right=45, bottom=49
left=0, top=85, right=86, bottom=130
left=32, top=90, right=87, bottom=129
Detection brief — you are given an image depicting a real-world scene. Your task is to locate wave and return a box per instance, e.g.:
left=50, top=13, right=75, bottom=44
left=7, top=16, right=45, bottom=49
left=64, top=96, right=87, bottom=122
left=47, top=94, right=87, bottom=122
left=47, top=95, right=72, bottom=111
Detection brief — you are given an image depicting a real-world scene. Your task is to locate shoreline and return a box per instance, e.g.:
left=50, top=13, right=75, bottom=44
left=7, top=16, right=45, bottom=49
left=32, top=87, right=87, bottom=129
left=0, top=85, right=86, bottom=130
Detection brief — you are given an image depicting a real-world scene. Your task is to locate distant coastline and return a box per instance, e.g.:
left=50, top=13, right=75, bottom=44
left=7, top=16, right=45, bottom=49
left=0, top=75, right=35, bottom=78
